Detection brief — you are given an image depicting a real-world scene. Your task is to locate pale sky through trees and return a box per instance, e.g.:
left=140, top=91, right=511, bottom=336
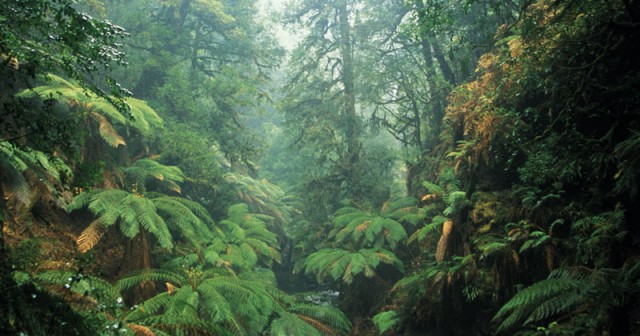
left=257, top=0, right=300, bottom=50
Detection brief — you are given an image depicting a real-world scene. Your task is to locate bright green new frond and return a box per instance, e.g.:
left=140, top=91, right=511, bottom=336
left=163, top=286, right=199, bottom=318
left=66, top=189, right=104, bottom=212
left=329, top=253, right=351, bottom=282
left=363, top=248, right=404, bottom=272
left=332, top=202, right=408, bottom=249
left=373, top=310, right=400, bottom=335
left=226, top=203, right=251, bottom=224
left=166, top=197, right=216, bottom=228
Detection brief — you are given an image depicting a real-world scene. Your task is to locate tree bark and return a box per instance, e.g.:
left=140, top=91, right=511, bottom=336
left=337, top=0, right=362, bottom=198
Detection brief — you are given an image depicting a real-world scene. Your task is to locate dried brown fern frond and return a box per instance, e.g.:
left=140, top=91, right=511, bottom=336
left=296, top=315, right=336, bottom=335
left=91, top=112, right=126, bottom=148
left=76, top=219, right=109, bottom=253
left=128, top=323, right=155, bottom=336
left=435, top=220, right=453, bottom=261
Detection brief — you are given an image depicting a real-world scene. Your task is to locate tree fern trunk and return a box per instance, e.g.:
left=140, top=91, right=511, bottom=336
left=119, top=231, right=155, bottom=303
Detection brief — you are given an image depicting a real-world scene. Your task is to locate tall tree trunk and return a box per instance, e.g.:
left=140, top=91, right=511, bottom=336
left=337, top=0, right=361, bottom=198
left=428, top=32, right=456, bottom=86
left=414, top=0, right=456, bottom=151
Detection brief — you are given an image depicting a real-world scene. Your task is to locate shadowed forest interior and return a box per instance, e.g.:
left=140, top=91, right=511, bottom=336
left=1, top=0, right=639, bottom=335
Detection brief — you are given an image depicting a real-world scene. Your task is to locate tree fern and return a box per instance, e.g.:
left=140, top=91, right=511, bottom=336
left=120, top=266, right=279, bottom=335
left=224, top=172, right=295, bottom=225
left=214, top=203, right=281, bottom=269
left=69, top=189, right=215, bottom=252
left=331, top=200, right=411, bottom=249
left=121, top=158, right=185, bottom=193
left=19, top=73, right=163, bottom=143
left=304, top=248, right=403, bottom=284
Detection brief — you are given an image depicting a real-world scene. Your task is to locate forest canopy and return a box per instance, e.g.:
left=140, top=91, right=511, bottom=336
left=1, top=0, right=639, bottom=335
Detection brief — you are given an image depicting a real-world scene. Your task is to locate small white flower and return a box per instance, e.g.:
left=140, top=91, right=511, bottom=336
left=116, top=297, right=123, bottom=304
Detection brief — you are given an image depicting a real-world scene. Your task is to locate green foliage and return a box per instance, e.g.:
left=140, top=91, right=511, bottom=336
left=493, top=260, right=640, bottom=334
left=0, top=0, right=130, bottom=106
left=121, top=158, right=185, bottom=194
left=0, top=141, right=72, bottom=209
left=304, top=248, right=403, bottom=285
left=212, top=203, right=281, bottom=269
left=493, top=277, right=582, bottom=332
left=32, top=269, right=121, bottom=303
left=372, top=310, right=400, bottom=335
left=224, top=172, right=295, bottom=226
left=271, top=303, right=352, bottom=336
left=68, top=188, right=215, bottom=252
left=408, top=215, right=447, bottom=244
left=20, top=74, right=163, bottom=141
left=120, top=266, right=276, bottom=334
left=331, top=198, right=416, bottom=249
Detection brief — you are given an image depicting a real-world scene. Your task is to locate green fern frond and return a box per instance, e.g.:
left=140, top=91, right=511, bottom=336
left=125, top=97, right=164, bottom=135
left=524, top=290, right=582, bottom=325
left=117, top=269, right=187, bottom=291
left=33, top=270, right=120, bottom=301
left=408, top=215, right=447, bottom=244
left=23, top=74, right=164, bottom=138
left=0, top=142, right=72, bottom=207
left=122, top=159, right=185, bottom=193
left=293, top=303, right=351, bottom=331
left=422, top=181, right=445, bottom=196
left=444, top=191, right=468, bottom=215
left=372, top=310, right=400, bottom=335
left=304, top=248, right=403, bottom=285
left=493, top=278, right=582, bottom=332
left=271, top=312, right=322, bottom=336
left=481, top=241, right=510, bottom=257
